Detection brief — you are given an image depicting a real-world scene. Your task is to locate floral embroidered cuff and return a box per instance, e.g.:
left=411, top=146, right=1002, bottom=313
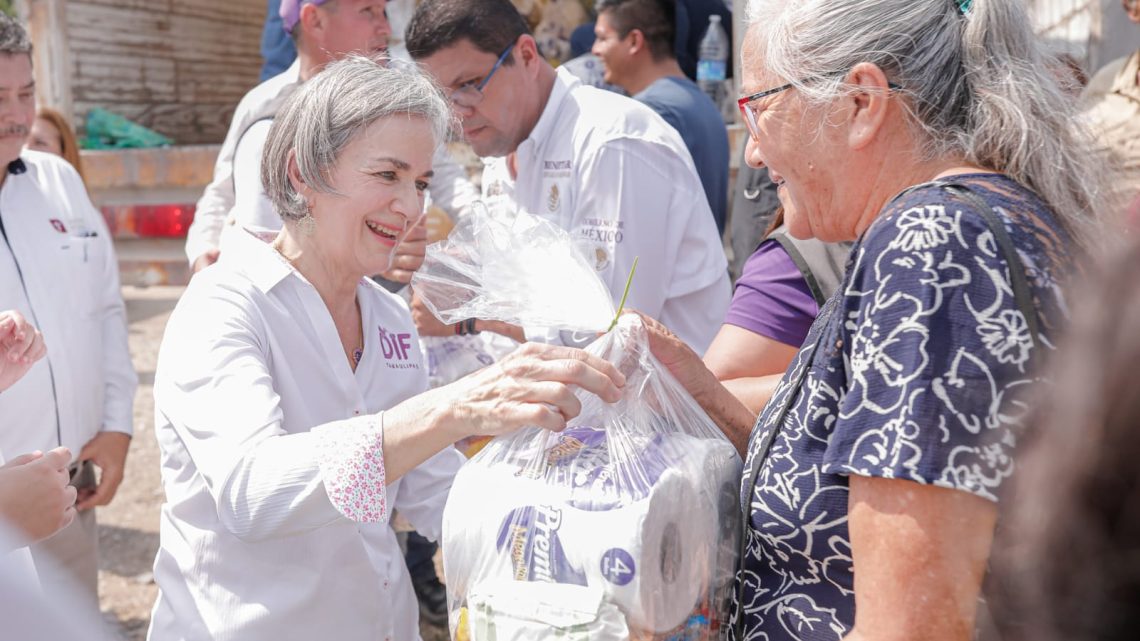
left=317, top=414, right=388, bottom=523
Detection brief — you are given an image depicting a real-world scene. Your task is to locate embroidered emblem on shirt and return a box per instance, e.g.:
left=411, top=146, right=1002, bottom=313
left=594, top=246, right=611, bottom=272
left=49, top=219, right=67, bottom=234
left=548, top=184, right=560, bottom=213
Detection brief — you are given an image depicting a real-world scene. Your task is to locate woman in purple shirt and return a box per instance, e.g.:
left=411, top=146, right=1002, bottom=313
left=703, top=210, right=849, bottom=413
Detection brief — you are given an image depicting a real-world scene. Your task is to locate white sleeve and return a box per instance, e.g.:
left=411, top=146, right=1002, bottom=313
left=525, top=139, right=728, bottom=350
left=155, top=289, right=390, bottom=542
left=79, top=179, right=137, bottom=435
left=231, top=120, right=280, bottom=232
left=428, top=146, right=480, bottom=221
left=184, top=99, right=254, bottom=264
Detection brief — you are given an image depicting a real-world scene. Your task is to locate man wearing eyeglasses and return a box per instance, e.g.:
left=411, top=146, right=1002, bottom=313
left=407, top=0, right=730, bottom=355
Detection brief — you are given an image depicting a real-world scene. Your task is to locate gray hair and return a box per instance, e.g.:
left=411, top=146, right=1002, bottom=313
left=745, top=0, right=1112, bottom=245
left=0, top=14, right=32, bottom=57
left=261, top=55, right=454, bottom=222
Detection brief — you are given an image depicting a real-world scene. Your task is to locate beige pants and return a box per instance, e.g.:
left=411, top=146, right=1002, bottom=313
left=29, top=507, right=99, bottom=611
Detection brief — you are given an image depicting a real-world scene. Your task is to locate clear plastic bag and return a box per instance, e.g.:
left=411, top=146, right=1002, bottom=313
left=414, top=204, right=742, bottom=641
left=412, top=202, right=616, bottom=334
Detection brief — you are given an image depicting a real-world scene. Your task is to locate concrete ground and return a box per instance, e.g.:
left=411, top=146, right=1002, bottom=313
left=98, top=285, right=447, bottom=640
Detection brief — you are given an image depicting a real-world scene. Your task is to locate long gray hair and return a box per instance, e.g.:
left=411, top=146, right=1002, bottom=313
left=745, top=0, right=1111, bottom=244
left=261, top=55, right=454, bottom=222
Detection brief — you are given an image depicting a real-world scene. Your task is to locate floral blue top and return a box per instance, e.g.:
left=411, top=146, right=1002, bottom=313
left=732, top=174, right=1074, bottom=640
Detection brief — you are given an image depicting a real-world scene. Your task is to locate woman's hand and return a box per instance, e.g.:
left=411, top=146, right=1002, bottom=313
left=381, top=342, right=626, bottom=482
left=0, top=447, right=76, bottom=547
left=635, top=311, right=719, bottom=401
left=440, top=342, right=626, bottom=438
left=0, top=310, right=47, bottom=393
left=634, top=312, right=758, bottom=457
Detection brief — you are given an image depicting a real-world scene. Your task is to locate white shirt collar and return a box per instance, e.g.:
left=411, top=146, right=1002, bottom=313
left=222, top=227, right=295, bottom=294
left=522, top=67, right=581, bottom=153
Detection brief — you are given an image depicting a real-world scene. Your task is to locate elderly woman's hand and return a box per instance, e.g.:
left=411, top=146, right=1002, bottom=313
left=633, top=311, right=757, bottom=456
left=634, top=312, right=716, bottom=398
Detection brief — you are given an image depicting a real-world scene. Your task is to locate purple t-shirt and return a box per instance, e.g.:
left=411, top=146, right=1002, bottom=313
left=723, top=239, right=818, bottom=348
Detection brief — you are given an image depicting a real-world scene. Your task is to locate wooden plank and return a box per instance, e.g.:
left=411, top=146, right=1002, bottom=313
left=174, top=59, right=261, bottom=104
left=71, top=52, right=178, bottom=104
left=75, top=0, right=263, bottom=24
left=67, top=6, right=262, bottom=62
left=61, top=0, right=266, bottom=144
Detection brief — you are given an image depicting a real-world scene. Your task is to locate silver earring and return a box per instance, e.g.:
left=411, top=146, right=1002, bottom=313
left=296, top=202, right=316, bottom=236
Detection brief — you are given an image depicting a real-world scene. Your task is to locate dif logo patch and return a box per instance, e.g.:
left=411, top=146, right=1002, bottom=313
left=378, top=326, right=420, bottom=370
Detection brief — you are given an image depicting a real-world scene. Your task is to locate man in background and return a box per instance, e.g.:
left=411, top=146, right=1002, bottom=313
left=407, top=0, right=730, bottom=354
left=0, top=14, right=137, bottom=608
left=592, top=0, right=729, bottom=234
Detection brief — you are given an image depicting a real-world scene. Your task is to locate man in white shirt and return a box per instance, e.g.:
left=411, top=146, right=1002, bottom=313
left=406, top=0, right=730, bottom=354
left=185, top=0, right=480, bottom=275
left=0, top=15, right=137, bottom=607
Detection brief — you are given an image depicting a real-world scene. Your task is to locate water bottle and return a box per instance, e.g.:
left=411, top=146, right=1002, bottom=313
left=696, top=15, right=729, bottom=121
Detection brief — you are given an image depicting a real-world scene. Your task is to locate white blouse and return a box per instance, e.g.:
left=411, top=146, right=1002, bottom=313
left=148, top=230, right=463, bottom=641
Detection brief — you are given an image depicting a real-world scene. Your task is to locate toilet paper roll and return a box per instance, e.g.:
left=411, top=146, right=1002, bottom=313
left=487, top=470, right=717, bottom=633
left=443, top=431, right=730, bottom=633
left=443, top=462, right=552, bottom=600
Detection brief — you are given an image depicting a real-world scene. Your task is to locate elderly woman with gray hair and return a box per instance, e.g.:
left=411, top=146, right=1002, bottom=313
left=147, top=57, right=624, bottom=641
left=643, top=0, right=1110, bottom=640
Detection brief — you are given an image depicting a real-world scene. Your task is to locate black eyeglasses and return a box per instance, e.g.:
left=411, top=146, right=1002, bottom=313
left=738, top=73, right=902, bottom=141
left=449, top=41, right=516, bottom=108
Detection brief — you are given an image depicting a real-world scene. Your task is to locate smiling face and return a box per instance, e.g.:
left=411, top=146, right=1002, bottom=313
left=0, top=53, right=34, bottom=167
left=739, top=31, right=853, bottom=242
left=419, top=37, right=537, bottom=158
left=591, top=12, right=633, bottom=86
left=303, top=115, right=435, bottom=278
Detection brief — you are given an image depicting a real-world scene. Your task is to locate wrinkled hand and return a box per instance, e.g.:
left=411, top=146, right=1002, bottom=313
left=440, top=342, right=626, bottom=438
left=410, top=290, right=458, bottom=337
left=75, top=432, right=131, bottom=511
left=0, top=310, right=47, bottom=392
left=379, top=219, right=428, bottom=285
left=0, top=447, right=76, bottom=546
left=192, top=248, right=221, bottom=274
left=633, top=311, right=719, bottom=401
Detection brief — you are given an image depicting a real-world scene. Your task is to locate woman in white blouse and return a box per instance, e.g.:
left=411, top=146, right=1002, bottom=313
left=147, top=57, right=625, bottom=641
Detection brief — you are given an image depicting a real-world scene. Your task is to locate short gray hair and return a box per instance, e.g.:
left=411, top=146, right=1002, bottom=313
left=261, top=55, right=454, bottom=222
left=0, top=14, right=32, bottom=57
left=745, top=0, right=1111, bottom=245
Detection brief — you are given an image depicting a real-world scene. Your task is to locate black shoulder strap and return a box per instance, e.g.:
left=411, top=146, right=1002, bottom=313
left=939, top=182, right=1042, bottom=350
left=770, top=232, right=828, bottom=307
